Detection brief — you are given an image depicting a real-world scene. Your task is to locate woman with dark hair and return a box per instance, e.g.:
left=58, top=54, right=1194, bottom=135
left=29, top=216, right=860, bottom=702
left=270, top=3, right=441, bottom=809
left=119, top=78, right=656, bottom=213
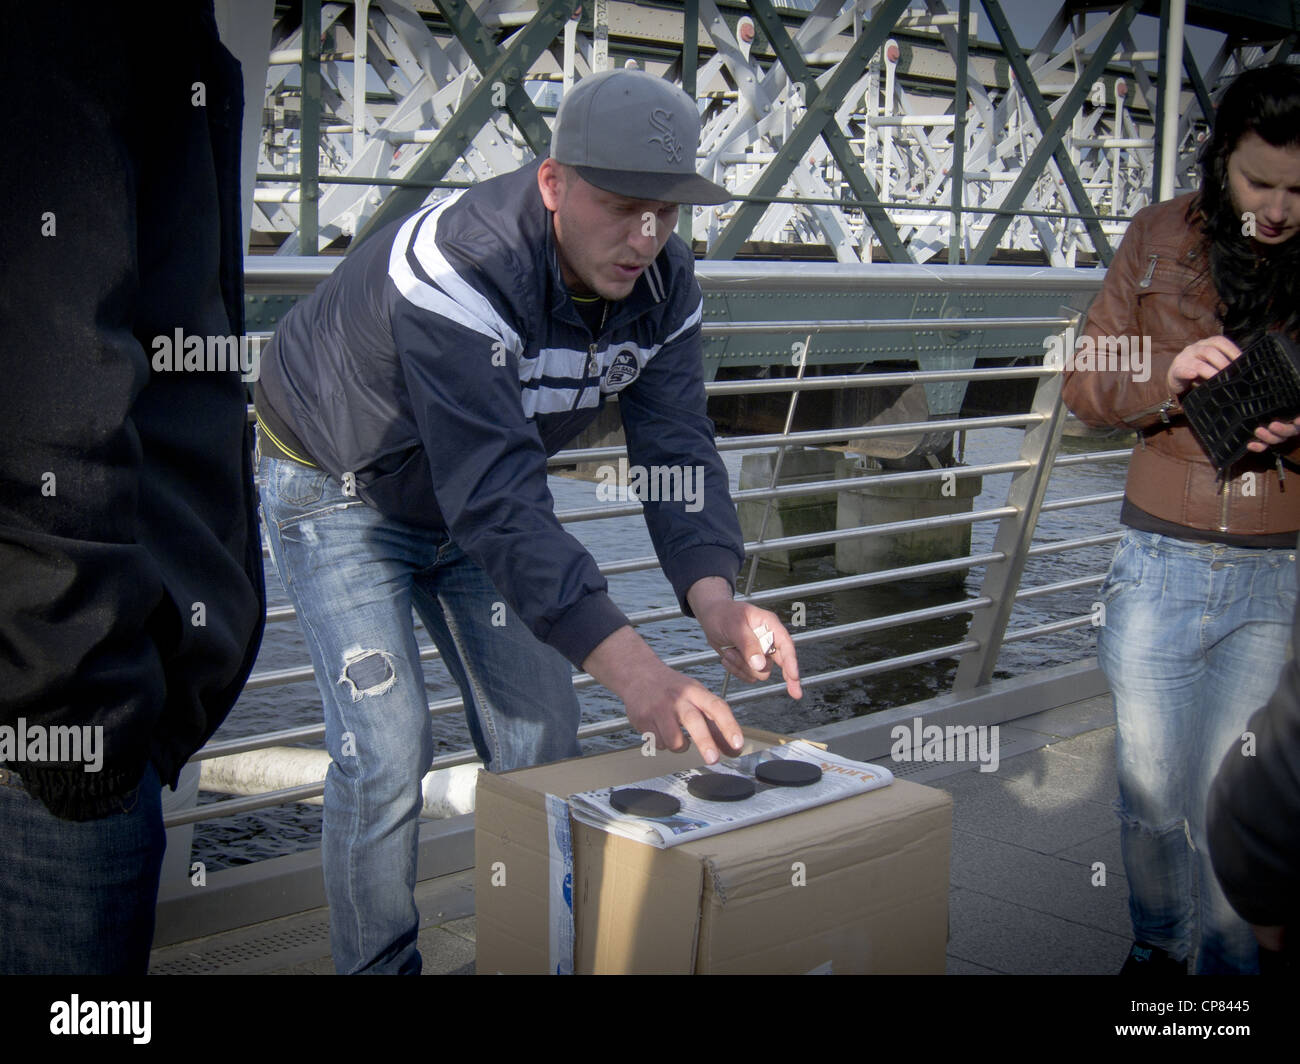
left=1063, top=62, right=1300, bottom=975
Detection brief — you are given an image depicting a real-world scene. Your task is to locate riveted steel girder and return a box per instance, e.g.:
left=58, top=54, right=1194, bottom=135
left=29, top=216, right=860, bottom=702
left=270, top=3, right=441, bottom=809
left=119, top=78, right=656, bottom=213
left=706, top=0, right=915, bottom=262
left=250, top=1, right=1296, bottom=263
left=300, top=0, right=323, bottom=254
left=1182, top=37, right=1214, bottom=121
left=353, top=0, right=574, bottom=244
left=971, top=0, right=1139, bottom=266
left=434, top=0, right=553, bottom=157
left=740, top=0, right=914, bottom=264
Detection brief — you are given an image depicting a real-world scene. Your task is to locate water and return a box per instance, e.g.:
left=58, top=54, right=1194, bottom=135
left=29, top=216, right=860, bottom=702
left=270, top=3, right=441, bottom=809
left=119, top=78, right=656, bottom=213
left=191, top=427, right=1132, bottom=868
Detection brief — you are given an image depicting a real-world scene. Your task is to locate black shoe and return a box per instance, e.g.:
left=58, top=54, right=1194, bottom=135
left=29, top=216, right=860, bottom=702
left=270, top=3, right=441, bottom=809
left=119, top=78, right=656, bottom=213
left=1120, top=941, right=1188, bottom=974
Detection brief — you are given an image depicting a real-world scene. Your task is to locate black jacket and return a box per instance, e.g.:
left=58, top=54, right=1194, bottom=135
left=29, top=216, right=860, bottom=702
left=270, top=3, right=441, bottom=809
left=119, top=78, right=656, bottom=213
left=0, top=3, right=265, bottom=818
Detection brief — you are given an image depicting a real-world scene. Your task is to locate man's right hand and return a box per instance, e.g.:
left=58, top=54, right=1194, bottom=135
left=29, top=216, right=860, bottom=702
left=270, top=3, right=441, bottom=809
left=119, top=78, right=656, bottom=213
left=582, top=625, right=743, bottom=764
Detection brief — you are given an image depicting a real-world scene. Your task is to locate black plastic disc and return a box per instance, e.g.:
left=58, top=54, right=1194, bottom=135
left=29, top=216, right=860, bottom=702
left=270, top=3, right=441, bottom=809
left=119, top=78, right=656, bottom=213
left=687, top=772, right=755, bottom=802
left=609, top=787, right=681, bottom=818
left=755, top=759, right=822, bottom=787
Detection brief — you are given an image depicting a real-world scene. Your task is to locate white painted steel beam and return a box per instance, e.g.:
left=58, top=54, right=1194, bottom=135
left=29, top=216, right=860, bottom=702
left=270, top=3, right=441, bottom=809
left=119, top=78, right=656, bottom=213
left=251, top=0, right=1280, bottom=261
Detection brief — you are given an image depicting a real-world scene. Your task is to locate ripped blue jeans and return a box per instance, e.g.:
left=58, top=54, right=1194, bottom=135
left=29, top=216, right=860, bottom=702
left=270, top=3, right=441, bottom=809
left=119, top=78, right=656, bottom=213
left=1097, top=528, right=1295, bottom=974
left=257, top=452, right=581, bottom=974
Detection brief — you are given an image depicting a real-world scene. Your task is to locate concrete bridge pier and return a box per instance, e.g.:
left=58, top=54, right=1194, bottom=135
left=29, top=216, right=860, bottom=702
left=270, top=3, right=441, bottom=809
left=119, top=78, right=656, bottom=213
left=836, top=457, right=983, bottom=588
left=739, top=447, right=983, bottom=586
left=739, top=448, right=854, bottom=570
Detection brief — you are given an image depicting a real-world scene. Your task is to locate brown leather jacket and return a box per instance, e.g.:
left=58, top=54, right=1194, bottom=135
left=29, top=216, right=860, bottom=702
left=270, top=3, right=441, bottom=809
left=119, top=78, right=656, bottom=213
left=1062, top=193, right=1300, bottom=535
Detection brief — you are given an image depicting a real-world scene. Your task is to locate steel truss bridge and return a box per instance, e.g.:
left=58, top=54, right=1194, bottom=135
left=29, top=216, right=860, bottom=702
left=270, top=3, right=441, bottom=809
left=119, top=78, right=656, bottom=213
left=235, top=0, right=1300, bottom=266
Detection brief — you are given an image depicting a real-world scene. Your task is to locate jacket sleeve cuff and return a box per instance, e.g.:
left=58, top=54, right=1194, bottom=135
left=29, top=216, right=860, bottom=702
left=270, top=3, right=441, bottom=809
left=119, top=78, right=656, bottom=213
left=664, top=545, right=743, bottom=618
left=545, top=591, right=632, bottom=670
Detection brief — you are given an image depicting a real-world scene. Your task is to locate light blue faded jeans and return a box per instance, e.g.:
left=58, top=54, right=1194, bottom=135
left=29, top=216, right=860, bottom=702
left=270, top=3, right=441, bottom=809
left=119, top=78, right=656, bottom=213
left=257, top=452, right=582, bottom=975
left=1097, top=528, right=1296, bottom=974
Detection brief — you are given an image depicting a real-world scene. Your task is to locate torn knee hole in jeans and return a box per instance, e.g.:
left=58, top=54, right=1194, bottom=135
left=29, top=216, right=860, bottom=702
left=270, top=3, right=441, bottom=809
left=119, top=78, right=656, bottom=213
left=338, top=647, right=397, bottom=700
left=1118, top=808, right=1193, bottom=847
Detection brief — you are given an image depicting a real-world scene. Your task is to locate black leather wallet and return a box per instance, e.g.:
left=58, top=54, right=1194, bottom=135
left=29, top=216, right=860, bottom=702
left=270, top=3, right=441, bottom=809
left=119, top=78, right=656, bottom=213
left=1181, top=332, right=1300, bottom=473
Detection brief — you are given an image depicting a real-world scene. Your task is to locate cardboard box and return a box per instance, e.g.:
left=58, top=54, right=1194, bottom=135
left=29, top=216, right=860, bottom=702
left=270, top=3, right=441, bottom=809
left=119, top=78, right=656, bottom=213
left=475, top=731, right=952, bottom=974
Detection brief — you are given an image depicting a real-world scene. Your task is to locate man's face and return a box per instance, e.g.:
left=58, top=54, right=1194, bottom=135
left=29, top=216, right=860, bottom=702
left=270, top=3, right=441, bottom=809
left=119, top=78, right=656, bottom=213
left=539, top=160, right=679, bottom=300
left=1226, top=131, right=1300, bottom=246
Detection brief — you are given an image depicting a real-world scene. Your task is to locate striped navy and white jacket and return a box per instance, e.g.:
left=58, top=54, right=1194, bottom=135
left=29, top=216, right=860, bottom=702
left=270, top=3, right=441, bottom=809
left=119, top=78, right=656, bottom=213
left=257, top=158, right=744, bottom=667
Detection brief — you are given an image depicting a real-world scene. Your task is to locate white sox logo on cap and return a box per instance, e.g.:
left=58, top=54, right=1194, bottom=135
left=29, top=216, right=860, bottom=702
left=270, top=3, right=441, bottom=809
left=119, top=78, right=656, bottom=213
left=648, top=109, right=684, bottom=164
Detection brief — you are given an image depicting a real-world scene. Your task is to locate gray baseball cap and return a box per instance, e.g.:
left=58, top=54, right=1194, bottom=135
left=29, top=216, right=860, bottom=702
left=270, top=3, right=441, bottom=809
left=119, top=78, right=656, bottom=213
left=550, top=69, right=731, bottom=205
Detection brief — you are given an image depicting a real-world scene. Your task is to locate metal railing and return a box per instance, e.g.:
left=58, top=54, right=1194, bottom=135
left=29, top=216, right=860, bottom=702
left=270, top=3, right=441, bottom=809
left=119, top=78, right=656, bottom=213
left=166, top=265, right=1121, bottom=830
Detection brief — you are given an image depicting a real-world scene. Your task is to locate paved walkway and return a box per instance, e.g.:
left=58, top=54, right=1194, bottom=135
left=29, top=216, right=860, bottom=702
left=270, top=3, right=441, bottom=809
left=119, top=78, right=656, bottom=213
left=149, top=695, right=1133, bottom=975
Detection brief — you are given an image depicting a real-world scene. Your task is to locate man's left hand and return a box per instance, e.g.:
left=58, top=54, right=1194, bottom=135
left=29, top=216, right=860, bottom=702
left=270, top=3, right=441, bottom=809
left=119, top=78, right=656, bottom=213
left=687, top=577, right=802, bottom=699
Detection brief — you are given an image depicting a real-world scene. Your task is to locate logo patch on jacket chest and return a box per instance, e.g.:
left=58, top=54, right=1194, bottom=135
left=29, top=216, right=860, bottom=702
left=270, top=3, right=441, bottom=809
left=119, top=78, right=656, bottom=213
left=604, top=349, right=641, bottom=391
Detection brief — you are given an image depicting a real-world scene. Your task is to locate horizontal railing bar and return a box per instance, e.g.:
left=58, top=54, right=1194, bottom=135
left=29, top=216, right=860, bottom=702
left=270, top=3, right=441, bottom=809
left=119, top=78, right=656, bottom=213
left=544, top=602, right=1000, bottom=704
left=716, top=415, right=1044, bottom=451
left=244, top=189, right=1132, bottom=226
left=1026, top=532, right=1124, bottom=557
left=598, top=517, right=1010, bottom=577
left=1011, top=574, right=1106, bottom=601
left=724, top=641, right=982, bottom=706
left=642, top=596, right=996, bottom=673
left=700, top=366, right=1058, bottom=397
left=1050, top=449, right=1132, bottom=467
left=248, top=404, right=1043, bottom=470
left=166, top=784, right=324, bottom=826
left=718, top=561, right=1004, bottom=611
left=1039, top=491, right=1125, bottom=513
left=550, top=413, right=1043, bottom=465
left=701, top=315, right=1075, bottom=335
left=737, top=519, right=1006, bottom=562
left=1001, top=615, right=1097, bottom=643
left=241, top=664, right=319, bottom=690
left=689, top=557, right=1007, bottom=625
left=194, top=726, right=326, bottom=760
left=555, top=461, right=1029, bottom=523
left=247, top=258, right=1105, bottom=296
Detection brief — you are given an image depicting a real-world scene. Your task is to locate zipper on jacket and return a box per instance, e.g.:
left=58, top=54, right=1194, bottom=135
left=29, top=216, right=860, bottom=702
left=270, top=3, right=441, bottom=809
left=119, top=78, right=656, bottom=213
left=572, top=342, right=599, bottom=412
left=1138, top=254, right=1158, bottom=289
left=570, top=299, right=609, bottom=411
left=1219, top=476, right=1230, bottom=533
left=1122, top=395, right=1177, bottom=428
